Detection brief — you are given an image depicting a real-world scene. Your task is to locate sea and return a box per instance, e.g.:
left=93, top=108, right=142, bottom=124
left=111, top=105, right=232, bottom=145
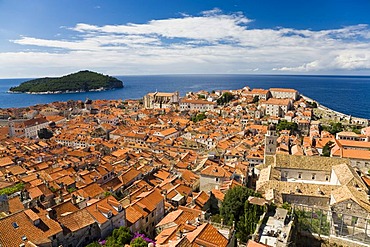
left=0, top=74, right=369, bottom=119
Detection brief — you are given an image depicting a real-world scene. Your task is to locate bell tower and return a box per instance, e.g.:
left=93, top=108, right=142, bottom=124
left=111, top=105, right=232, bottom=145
left=264, top=124, right=277, bottom=163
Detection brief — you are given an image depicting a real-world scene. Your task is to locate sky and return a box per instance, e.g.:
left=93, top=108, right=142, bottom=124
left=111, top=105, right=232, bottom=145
left=1, top=0, right=370, bottom=78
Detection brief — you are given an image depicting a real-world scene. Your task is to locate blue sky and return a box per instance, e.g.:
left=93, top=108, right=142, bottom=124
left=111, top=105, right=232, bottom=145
left=1, top=0, right=370, bottom=78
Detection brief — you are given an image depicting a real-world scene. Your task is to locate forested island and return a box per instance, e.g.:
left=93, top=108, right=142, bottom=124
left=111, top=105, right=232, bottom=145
left=9, top=70, right=124, bottom=94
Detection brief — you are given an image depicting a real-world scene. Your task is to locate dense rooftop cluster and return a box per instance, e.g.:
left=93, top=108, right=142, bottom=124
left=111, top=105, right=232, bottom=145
left=0, top=86, right=369, bottom=247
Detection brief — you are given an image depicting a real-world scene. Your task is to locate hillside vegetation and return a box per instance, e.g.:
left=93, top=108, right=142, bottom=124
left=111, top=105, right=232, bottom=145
left=9, top=70, right=123, bottom=93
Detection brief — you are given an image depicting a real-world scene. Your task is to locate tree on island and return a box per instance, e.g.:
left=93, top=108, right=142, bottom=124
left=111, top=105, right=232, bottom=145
left=9, top=70, right=123, bottom=93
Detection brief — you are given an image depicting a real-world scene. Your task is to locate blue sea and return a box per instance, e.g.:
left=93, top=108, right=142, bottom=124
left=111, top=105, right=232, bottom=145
left=0, top=74, right=369, bottom=119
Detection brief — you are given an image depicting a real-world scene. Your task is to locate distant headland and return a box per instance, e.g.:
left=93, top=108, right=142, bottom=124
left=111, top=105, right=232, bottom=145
left=8, top=70, right=124, bottom=94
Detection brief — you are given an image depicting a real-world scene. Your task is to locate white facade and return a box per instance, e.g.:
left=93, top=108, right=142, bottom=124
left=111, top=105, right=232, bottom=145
left=270, top=88, right=299, bottom=100
left=179, top=99, right=216, bottom=112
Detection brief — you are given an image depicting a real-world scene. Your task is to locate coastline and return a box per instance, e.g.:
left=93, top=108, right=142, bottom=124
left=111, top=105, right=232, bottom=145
left=301, top=94, right=369, bottom=122
left=1, top=74, right=369, bottom=119
left=7, top=87, right=120, bottom=95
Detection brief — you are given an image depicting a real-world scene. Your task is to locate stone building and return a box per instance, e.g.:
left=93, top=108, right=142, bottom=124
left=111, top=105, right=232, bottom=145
left=256, top=154, right=370, bottom=215
left=143, top=91, right=179, bottom=109
left=264, top=124, right=277, bottom=164
left=269, top=88, right=299, bottom=101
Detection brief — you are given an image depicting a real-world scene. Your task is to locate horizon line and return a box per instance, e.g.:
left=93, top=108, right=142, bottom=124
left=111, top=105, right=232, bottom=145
left=2, top=72, right=370, bottom=80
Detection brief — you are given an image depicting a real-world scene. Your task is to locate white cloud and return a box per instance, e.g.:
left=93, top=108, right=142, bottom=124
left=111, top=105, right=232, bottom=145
left=1, top=10, right=370, bottom=77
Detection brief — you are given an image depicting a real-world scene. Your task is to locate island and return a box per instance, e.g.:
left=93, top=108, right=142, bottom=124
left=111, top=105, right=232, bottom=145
left=8, top=70, right=124, bottom=94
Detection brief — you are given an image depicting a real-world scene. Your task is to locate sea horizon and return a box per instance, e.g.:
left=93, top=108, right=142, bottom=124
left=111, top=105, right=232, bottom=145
left=0, top=73, right=369, bottom=119
left=2, top=73, right=370, bottom=80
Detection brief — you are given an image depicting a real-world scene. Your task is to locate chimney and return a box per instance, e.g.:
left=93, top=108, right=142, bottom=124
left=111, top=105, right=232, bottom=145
left=295, top=186, right=300, bottom=193
left=176, top=230, right=183, bottom=239
left=46, top=208, right=56, bottom=220
left=71, top=194, right=77, bottom=204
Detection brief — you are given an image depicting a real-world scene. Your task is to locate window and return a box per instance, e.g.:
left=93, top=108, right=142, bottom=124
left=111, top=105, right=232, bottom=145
left=284, top=172, right=288, bottom=178
left=312, top=174, right=316, bottom=180
left=12, top=222, right=19, bottom=229
left=325, top=176, right=329, bottom=181
left=298, top=173, right=302, bottom=179
left=352, top=216, right=358, bottom=226
left=215, top=178, right=219, bottom=182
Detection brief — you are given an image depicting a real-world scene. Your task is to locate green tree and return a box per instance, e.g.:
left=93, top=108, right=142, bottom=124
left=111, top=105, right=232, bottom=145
left=220, top=186, right=259, bottom=225
left=9, top=70, right=123, bottom=93
left=322, top=141, right=334, bottom=157
left=0, top=183, right=25, bottom=195
left=191, top=112, right=206, bottom=122
left=220, top=186, right=264, bottom=242
left=105, top=226, right=132, bottom=247
left=85, top=242, right=101, bottom=247
left=237, top=201, right=264, bottom=241
left=38, top=128, right=53, bottom=139
left=322, top=122, right=343, bottom=135
left=276, top=120, right=298, bottom=132
left=306, top=101, right=317, bottom=108
left=217, top=92, right=234, bottom=105
left=130, top=237, right=148, bottom=247
left=252, top=95, right=259, bottom=103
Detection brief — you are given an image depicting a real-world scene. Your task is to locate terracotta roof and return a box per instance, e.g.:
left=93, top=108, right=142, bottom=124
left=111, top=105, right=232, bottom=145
left=337, top=139, right=370, bottom=149
left=269, top=154, right=349, bottom=171
left=58, top=208, right=96, bottom=233
left=155, top=225, right=179, bottom=244
left=157, top=210, right=184, bottom=227
left=160, top=128, right=179, bottom=136
left=86, top=196, right=122, bottom=224
left=250, top=89, right=269, bottom=94
left=200, top=164, right=232, bottom=178
left=269, top=88, right=297, bottom=93
left=0, top=157, right=13, bottom=167
left=0, top=211, right=51, bottom=247
left=246, top=240, right=270, bottom=247
left=8, top=197, right=25, bottom=214
left=27, top=187, right=44, bottom=199
left=78, top=183, right=105, bottom=199
left=333, top=148, right=370, bottom=160
left=211, top=189, right=225, bottom=201
left=186, top=223, right=228, bottom=247
left=265, top=98, right=291, bottom=106
left=153, top=169, right=171, bottom=181
left=125, top=206, right=144, bottom=225
left=50, top=200, right=79, bottom=219
left=180, top=99, right=216, bottom=105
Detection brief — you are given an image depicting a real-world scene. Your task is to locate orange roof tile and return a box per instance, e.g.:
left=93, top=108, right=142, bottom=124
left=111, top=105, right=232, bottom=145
left=58, top=208, right=96, bottom=233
